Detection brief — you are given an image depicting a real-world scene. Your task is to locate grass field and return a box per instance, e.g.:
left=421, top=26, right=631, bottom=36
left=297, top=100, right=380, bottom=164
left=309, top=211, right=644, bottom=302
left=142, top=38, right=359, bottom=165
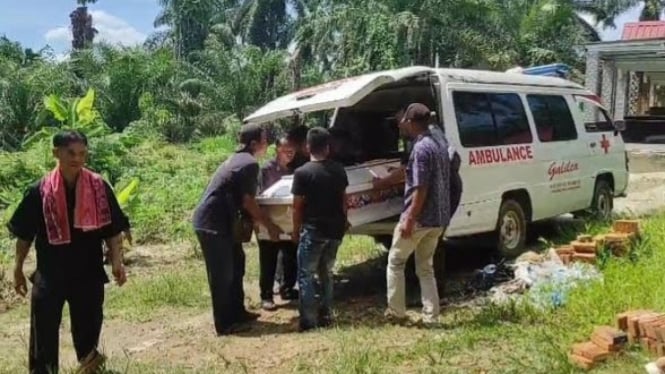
left=1, top=135, right=664, bottom=373
left=1, top=214, right=664, bottom=373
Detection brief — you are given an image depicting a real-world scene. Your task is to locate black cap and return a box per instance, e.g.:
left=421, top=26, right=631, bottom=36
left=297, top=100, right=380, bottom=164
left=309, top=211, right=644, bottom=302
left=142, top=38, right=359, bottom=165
left=403, top=103, right=432, bottom=122
left=237, top=123, right=264, bottom=151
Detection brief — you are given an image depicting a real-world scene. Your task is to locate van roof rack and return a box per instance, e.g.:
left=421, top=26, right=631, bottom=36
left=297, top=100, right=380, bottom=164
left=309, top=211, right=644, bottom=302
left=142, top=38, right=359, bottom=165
left=516, top=63, right=571, bottom=78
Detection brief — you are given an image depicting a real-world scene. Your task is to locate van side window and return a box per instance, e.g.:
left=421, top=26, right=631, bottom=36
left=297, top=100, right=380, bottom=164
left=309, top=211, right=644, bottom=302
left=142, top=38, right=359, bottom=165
left=453, top=91, right=532, bottom=147
left=526, top=95, right=578, bottom=142
left=574, top=96, right=614, bottom=132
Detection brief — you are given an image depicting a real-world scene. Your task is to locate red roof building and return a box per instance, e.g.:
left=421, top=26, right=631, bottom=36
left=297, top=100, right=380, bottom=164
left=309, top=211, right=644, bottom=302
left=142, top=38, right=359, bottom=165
left=622, top=21, right=665, bottom=41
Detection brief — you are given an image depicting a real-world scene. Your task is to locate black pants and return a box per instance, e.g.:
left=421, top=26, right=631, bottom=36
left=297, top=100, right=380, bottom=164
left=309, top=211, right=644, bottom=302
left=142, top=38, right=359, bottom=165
left=29, top=274, right=104, bottom=374
left=196, top=231, right=246, bottom=334
left=258, top=240, right=297, bottom=300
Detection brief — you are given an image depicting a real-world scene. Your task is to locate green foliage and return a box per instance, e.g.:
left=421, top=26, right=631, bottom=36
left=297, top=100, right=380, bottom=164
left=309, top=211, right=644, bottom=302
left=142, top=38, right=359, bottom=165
left=0, top=0, right=628, bottom=247
left=23, top=88, right=110, bottom=148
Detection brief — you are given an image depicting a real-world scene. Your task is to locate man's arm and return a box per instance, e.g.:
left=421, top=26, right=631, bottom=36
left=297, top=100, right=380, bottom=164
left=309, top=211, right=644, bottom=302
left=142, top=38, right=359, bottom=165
left=242, top=194, right=281, bottom=240
left=400, top=146, right=432, bottom=238
left=242, top=194, right=271, bottom=228
left=292, top=195, right=305, bottom=242
left=104, top=233, right=126, bottom=286
left=405, top=186, right=428, bottom=223
left=8, top=185, right=38, bottom=297
left=290, top=169, right=307, bottom=242
left=13, top=239, right=30, bottom=296
left=14, top=239, right=30, bottom=268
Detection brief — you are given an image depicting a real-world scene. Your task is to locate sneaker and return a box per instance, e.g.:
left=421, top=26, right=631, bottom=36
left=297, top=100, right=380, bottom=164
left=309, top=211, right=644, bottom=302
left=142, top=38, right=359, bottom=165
left=76, top=350, right=106, bottom=374
left=318, top=315, right=333, bottom=328
left=261, top=299, right=277, bottom=311
left=318, top=308, right=333, bottom=327
left=384, top=309, right=410, bottom=326
left=419, top=315, right=441, bottom=327
left=298, top=323, right=317, bottom=333
left=280, top=288, right=299, bottom=301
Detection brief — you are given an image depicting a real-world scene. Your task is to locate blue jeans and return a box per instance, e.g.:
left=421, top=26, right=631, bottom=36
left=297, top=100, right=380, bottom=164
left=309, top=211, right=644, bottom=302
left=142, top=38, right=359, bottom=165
left=297, top=228, right=341, bottom=329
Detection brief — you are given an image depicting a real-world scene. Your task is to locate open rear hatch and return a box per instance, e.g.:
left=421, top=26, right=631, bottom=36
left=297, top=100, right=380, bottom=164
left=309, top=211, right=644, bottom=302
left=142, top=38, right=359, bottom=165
left=243, top=66, right=435, bottom=124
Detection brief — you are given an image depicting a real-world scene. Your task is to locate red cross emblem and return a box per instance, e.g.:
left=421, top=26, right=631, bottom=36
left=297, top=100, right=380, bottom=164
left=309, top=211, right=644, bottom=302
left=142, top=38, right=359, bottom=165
left=600, top=134, right=611, bottom=154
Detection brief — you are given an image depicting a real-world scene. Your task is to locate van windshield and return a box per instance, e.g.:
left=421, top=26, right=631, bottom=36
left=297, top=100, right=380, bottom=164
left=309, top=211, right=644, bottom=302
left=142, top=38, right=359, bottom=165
left=574, top=95, right=615, bottom=132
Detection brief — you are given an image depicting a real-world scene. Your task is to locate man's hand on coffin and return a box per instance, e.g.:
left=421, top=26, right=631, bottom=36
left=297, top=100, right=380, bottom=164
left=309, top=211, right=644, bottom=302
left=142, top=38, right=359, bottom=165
left=371, top=177, right=384, bottom=189
left=267, top=222, right=283, bottom=242
left=400, top=217, right=415, bottom=239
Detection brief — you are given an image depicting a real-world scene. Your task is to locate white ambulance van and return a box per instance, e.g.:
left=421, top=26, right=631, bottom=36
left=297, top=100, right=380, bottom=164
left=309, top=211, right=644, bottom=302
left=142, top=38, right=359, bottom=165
left=244, top=66, right=629, bottom=257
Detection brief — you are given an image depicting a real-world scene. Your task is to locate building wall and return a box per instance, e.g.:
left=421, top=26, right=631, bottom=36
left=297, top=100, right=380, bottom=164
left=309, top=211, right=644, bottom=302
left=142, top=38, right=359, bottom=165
left=585, top=51, right=600, bottom=96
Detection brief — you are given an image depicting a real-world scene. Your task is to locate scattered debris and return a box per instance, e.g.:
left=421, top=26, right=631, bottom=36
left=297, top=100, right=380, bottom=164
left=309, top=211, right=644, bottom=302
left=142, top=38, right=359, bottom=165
left=488, top=249, right=601, bottom=308
left=468, top=261, right=513, bottom=292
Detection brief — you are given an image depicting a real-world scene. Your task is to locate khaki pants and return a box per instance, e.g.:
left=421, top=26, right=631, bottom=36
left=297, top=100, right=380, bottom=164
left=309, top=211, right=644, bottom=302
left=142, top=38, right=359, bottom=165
left=386, top=225, right=443, bottom=320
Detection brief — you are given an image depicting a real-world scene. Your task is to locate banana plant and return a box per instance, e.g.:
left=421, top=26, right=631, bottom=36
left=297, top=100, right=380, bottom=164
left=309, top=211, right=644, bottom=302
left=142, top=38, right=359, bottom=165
left=22, top=88, right=110, bottom=148
left=116, top=177, right=139, bottom=211
left=115, top=177, right=139, bottom=251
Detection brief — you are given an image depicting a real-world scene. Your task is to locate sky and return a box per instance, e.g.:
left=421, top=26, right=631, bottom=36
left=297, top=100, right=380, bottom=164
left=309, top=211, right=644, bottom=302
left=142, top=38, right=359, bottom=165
left=0, top=0, right=160, bottom=58
left=0, top=0, right=651, bottom=58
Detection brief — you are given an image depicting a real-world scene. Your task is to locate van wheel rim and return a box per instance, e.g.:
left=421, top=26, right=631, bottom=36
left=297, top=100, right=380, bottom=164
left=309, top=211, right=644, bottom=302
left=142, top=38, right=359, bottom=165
left=597, top=192, right=611, bottom=218
left=501, top=211, right=521, bottom=250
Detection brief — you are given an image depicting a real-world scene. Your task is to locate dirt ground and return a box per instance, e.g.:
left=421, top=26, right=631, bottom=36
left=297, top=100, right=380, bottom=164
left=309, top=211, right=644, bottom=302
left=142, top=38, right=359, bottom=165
left=2, top=154, right=665, bottom=373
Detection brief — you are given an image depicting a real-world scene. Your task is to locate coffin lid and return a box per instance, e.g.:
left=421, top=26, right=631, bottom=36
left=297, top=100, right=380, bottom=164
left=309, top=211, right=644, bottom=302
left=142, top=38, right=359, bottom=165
left=243, top=66, right=435, bottom=124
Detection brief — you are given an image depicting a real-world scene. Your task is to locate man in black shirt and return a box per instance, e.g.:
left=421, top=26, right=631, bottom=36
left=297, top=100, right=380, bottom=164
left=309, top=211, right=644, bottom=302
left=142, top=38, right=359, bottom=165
left=192, top=123, right=282, bottom=335
left=291, top=127, right=349, bottom=331
left=8, top=130, right=128, bottom=374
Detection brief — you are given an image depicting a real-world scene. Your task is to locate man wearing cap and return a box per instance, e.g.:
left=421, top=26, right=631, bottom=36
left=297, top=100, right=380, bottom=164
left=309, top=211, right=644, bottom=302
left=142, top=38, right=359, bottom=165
left=377, top=103, right=451, bottom=324
left=192, top=123, right=283, bottom=335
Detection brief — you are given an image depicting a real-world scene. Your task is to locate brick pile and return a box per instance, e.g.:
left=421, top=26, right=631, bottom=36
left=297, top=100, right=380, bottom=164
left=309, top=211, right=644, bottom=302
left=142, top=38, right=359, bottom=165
left=555, top=219, right=641, bottom=266
left=569, top=325, right=629, bottom=369
left=617, top=311, right=665, bottom=357
left=569, top=310, right=665, bottom=370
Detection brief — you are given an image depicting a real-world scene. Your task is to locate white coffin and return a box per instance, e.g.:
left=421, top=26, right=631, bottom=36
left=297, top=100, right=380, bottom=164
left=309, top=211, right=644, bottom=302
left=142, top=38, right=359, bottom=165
left=256, top=159, right=404, bottom=240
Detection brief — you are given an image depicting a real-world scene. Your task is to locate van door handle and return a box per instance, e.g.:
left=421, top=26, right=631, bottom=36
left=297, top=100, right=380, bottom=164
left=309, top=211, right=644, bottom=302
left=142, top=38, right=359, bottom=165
left=589, top=142, right=597, bottom=148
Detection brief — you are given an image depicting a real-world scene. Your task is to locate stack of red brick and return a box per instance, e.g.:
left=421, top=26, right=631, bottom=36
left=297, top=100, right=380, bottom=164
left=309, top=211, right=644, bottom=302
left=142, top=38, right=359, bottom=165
left=569, top=325, right=629, bottom=369
left=569, top=310, right=665, bottom=370
left=555, top=220, right=641, bottom=266
left=618, top=311, right=665, bottom=357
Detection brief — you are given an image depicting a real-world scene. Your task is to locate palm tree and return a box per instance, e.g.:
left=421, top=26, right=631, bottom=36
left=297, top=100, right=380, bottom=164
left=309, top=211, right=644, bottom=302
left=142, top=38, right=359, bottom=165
left=155, top=0, right=225, bottom=60
left=575, top=0, right=664, bottom=27
left=70, top=0, right=98, bottom=50
left=640, top=0, right=663, bottom=20
left=229, top=0, right=303, bottom=49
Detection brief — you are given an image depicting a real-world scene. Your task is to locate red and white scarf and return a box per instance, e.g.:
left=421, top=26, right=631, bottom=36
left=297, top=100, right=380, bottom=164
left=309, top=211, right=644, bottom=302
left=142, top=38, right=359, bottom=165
left=41, top=167, right=112, bottom=245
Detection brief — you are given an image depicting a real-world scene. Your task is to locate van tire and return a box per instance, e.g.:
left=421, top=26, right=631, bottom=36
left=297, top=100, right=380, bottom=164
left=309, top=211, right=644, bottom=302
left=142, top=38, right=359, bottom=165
left=496, top=199, right=528, bottom=258
left=590, top=179, right=614, bottom=221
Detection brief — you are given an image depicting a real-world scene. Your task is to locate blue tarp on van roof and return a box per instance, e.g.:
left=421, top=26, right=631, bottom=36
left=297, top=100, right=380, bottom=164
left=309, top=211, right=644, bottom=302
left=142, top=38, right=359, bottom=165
left=521, top=63, right=571, bottom=78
